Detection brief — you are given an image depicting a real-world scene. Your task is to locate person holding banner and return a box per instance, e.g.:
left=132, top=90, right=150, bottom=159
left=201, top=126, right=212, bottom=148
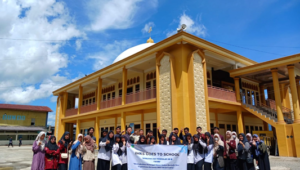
left=168, top=128, right=181, bottom=144
left=213, top=134, right=225, bottom=170
left=184, top=133, right=194, bottom=170
left=119, top=135, right=128, bottom=170
left=202, top=132, right=214, bottom=170
left=170, top=133, right=181, bottom=145
left=137, top=135, right=146, bottom=144
left=193, top=134, right=205, bottom=169
left=112, top=134, right=122, bottom=170
left=158, top=134, right=168, bottom=145
left=97, top=130, right=113, bottom=170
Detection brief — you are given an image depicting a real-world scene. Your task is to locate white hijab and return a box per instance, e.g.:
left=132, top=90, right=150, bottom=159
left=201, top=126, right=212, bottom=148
left=213, top=134, right=224, bottom=154
left=73, top=134, right=83, bottom=158
left=35, top=131, right=46, bottom=151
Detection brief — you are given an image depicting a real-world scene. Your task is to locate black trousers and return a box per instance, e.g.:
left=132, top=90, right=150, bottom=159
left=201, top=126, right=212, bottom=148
left=121, top=164, right=128, bottom=170
left=237, top=159, right=247, bottom=170
left=257, top=153, right=271, bottom=170
left=187, top=163, right=195, bottom=170
left=97, top=159, right=110, bottom=170
left=225, top=158, right=237, bottom=170
left=8, top=143, right=13, bottom=147
left=58, top=163, right=68, bottom=170
left=19, top=143, right=22, bottom=147
left=204, top=162, right=212, bottom=170
left=195, top=159, right=204, bottom=169
left=112, top=164, right=121, bottom=170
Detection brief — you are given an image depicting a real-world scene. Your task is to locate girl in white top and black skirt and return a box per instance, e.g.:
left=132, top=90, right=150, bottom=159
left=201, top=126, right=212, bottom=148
left=97, top=130, right=114, bottom=170
left=184, top=133, right=194, bottom=170
left=193, top=134, right=205, bottom=169
left=203, top=132, right=214, bottom=170
left=119, top=135, right=128, bottom=170
left=112, top=134, right=122, bottom=170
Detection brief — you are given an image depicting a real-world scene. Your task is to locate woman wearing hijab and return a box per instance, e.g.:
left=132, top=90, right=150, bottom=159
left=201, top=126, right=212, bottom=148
left=202, top=132, right=214, bottom=170
left=170, top=133, right=180, bottom=145
left=223, top=131, right=237, bottom=170
left=213, top=134, right=225, bottom=170
left=246, top=133, right=255, bottom=170
left=58, top=131, right=72, bottom=170
left=69, top=134, right=83, bottom=170
left=252, top=134, right=270, bottom=170
left=159, top=134, right=168, bottom=145
left=31, top=131, right=47, bottom=170
left=148, top=136, right=156, bottom=145
left=137, top=135, right=146, bottom=144
left=237, top=133, right=251, bottom=170
left=97, top=130, right=114, bottom=170
left=112, top=134, right=122, bottom=170
left=119, top=135, right=128, bottom=170
left=82, top=135, right=97, bottom=170
left=45, top=136, right=60, bottom=170
left=193, top=134, right=205, bottom=169
left=184, top=133, right=194, bottom=170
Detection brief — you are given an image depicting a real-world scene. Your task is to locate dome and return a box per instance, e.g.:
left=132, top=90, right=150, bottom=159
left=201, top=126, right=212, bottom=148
left=113, top=42, right=155, bottom=63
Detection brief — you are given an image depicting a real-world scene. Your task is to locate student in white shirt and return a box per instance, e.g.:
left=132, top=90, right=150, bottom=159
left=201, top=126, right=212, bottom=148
left=184, top=133, right=194, bottom=170
left=112, top=134, right=122, bottom=170
left=203, top=132, right=214, bottom=170
left=97, top=130, right=114, bottom=170
left=193, top=134, right=205, bottom=169
left=119, top=135, right=127, bottom=170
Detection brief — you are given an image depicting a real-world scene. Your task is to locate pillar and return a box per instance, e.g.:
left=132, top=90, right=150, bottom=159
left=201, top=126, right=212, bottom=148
left=58, top=94, right=67, bottom=138
left=271, top=69, right=285, bottom=124
left=95, top=117, right=99, bottom=145
left=287, top=65, right=300, bottom=122
left=280, top=84, right=287, bottom=108
left=297, top=79, right=300, bottom=104
left=215, top=112, right=219, bottom=127
left=260, top=85, right=266, bottom=105
left=76, top=120, right=81, bottom=137
left=97, top=77, right=102, bottom=110
left=237, top=109, right=244, bottom=133
left=62, top=92, right=68, bottom=116
left=78, top=85, right=83, bottom=114
left=121, top=112, right=126, bottom=131
left=122, top=68, right=127, bottom=105
left=234, top=77, right=241, bottom=102
left=141, top=113, right=144, bottom=131
left=114, top=117, right=117, bottom=133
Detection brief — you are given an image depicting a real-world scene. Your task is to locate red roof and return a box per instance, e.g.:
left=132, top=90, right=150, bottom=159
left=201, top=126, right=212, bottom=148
left=0, top=104, right=52, bottom=112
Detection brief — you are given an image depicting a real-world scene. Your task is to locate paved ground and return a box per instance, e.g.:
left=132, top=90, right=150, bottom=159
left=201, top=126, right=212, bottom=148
left=0, top=146, right=299, bottom=170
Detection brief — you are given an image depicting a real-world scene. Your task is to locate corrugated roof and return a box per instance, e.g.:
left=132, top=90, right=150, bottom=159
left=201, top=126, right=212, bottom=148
left=0, top=104, right=52, bottom=112
left=0, top=126, right=46, bottom=131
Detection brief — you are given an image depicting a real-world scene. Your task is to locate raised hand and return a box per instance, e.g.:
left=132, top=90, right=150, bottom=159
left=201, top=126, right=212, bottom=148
left=188, top=139, right=191, bottom=144
left=38, top=142, right=42, bottom=146
left=106, top=140, right=110, bottom=144
left=61, top=139, right=65, bottom=145
left=121, top=130, right=125, bottom=134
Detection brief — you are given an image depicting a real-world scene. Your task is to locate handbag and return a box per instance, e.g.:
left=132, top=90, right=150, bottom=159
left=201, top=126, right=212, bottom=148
left=61, top=153, right=68, bottom=159
left=217, top=156, right=225, bottom=167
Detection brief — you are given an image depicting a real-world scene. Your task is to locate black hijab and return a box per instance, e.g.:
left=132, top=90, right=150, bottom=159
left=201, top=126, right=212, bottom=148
left=192, top=134, right=204, bottom=155
left=170, top=133, right=181, bottom=145
left=46, top=136, right=58, bottom=151
left=183, top=133, right=192, bottom=145
left=148, top=136, right=156, bottom=144
left=100, top=129, right=108, bottom=142
left=138, top=135, right=146, bottom=144
left=238, top=133, right=248, bottom=154
left=159, top=134, right=167, bottom=145
left=59, top=131, right=70, bottom=148
left=118, top=135, right=127, bottom=156
left=104, top=130, right=114, bottom=152
left=205, top=132, right=214, bottom=145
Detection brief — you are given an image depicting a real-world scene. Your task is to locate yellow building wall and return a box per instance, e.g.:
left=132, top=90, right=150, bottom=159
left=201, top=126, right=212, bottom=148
left=0, top=109, right=47, bottom=127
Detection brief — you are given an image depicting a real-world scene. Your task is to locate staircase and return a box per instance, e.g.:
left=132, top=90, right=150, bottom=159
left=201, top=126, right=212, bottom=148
left=240, top=93, right=293, bottom=125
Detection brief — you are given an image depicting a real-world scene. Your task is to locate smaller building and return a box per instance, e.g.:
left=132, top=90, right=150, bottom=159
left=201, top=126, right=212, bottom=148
left=0, top=104, right=52, bottom=146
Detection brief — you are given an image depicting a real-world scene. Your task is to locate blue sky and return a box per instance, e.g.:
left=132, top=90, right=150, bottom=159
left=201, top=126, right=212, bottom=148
left=0, top=0, right=299, bottom=126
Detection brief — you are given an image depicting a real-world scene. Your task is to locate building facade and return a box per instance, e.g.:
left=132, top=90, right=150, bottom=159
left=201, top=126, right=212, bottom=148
left=53, top=32, right=300, bottom=157
left=0, top=104, right=52, bottom=145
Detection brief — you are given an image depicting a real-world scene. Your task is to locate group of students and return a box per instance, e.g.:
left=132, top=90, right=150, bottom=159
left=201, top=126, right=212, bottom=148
left=30, top=126, right=270, bottom=170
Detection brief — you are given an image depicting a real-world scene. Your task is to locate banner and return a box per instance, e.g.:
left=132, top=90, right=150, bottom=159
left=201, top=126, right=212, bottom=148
left=127, top=144, right=187, bottom=170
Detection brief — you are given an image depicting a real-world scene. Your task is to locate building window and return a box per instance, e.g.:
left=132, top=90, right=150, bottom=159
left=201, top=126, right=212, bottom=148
left=82, top=100, right=85, bottom=106
left=103, top=95, right=106, bottom=101
left=31, top=118, right=35, bottom=126
left=112, top=92, right=115, bottom=99
left=227, top=124, right=231, bottom=131
left=119, top=90, right=122, bottom=97
left=93, top=98, right=95, bottom=103
left=259, top=126, right=263, bottom=131
left=135, top=84, right=140, bottom=92
left=108, top=93, right=111, bottom=100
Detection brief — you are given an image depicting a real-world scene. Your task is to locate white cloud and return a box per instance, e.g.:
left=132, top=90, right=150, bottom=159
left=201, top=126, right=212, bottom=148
left=47, top=112, right=56, bottom=126
left=0, top=0, right=84, bottom=104
left=142, top=22, right=155, bottom=33
left=87, top=40, right=133, bottom=70
left=166, top=13, right=207, bottom=37
left=75, top=40, right=82, bottom=51
left=86, top=0, right=158, bottom=31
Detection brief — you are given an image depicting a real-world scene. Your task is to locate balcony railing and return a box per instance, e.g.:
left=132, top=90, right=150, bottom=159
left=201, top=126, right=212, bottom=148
left=81, top=103, right=97, bottom=114
left=65, top=108, right=78, bottom=117
left=126, top=88, right=156, bottom=104
left=207, top=85, right=237, bottom=102
left=100, top=97, right=122, bottom=109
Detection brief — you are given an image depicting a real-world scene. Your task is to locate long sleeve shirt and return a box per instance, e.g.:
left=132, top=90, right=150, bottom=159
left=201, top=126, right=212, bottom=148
left=112, top=143, right=122, bottom=166
left=98, top=141, right=111, bottom=161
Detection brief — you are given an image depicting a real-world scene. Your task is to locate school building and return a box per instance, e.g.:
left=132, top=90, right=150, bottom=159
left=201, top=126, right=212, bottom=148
left=53, top=31, right=300, bottom=157
left=0, top=104, right=52, bottom=145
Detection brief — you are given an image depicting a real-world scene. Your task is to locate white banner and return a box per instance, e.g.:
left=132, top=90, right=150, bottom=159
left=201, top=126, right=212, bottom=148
left=127, top=144, right=187, bottom=170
